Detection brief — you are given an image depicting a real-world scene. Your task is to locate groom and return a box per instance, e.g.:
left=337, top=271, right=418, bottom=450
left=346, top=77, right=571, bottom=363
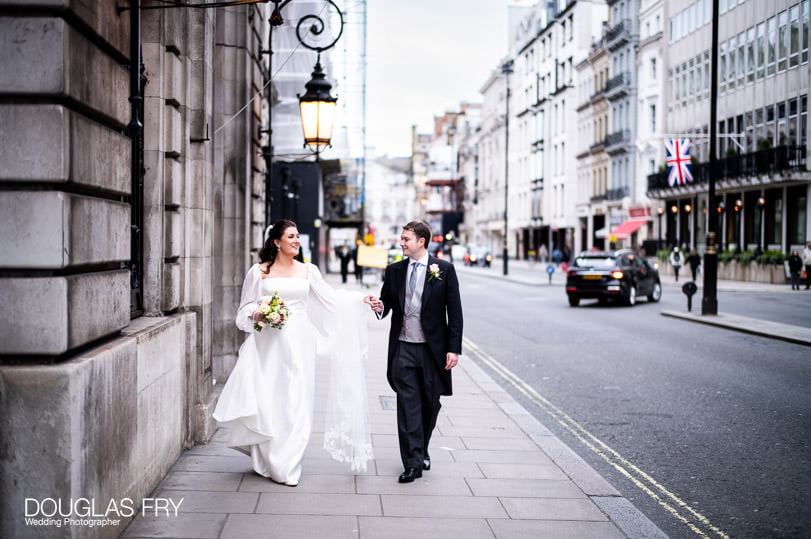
left=366, top=220, right=463, bottom=483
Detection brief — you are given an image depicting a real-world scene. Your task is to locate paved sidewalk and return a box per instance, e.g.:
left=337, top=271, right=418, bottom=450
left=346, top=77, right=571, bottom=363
left=121, top=272, right=664, bottom=539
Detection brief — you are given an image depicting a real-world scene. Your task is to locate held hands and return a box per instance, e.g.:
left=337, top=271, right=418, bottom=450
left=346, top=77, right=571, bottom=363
left=363, top=295, right=383, bottom=313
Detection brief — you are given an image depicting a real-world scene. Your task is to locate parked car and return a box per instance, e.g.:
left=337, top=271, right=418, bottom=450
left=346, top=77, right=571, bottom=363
left=565, top=249, right=662, bottom=306
left=464, top=245, right=493, bottom=267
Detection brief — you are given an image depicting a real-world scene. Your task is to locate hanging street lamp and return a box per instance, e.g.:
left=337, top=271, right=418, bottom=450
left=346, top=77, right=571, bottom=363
left=298, top=59, right=338, bottom=157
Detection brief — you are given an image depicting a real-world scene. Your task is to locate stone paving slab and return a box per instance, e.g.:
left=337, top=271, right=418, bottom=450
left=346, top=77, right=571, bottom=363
left=121, top=512, right=226, bottom=538
left=358, top=516, right=494, bottom=539
left=500, top=497, right=610, bottom=521
left=466, top=478, right=586, bottom=498
left=487, top=519, right=628, bottom=539
left=158, top=471, right=243, bottom=492
left=121, top=272, right=664, bottom=538
left=379, top=494, right=508, bottom=519
left=220, top=514, right=359, bottom=539
left=255, top=492, right=382, bottom=516
left=356, top=475, right=472, bottom=496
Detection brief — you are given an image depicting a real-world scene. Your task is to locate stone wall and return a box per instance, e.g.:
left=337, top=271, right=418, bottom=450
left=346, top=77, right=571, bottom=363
left=0, top=3, right=265, bottom=538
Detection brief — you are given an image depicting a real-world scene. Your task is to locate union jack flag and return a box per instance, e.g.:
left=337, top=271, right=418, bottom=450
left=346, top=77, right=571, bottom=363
left=665, top=138, right=693, bottom=186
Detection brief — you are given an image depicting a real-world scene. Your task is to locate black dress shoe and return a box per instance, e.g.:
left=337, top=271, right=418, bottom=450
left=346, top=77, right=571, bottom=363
left=398, top=467, right=422, bottom=483
left=423, top=457, right=431, bottom=471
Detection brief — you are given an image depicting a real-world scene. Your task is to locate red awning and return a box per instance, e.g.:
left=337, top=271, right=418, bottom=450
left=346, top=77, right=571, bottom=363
left=609, top=219, right=648, bottom=238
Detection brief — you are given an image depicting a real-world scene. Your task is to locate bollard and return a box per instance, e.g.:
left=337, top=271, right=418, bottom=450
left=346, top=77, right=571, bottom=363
left=546, top=264, right=555, bottom=285
left=682, top=281, right=698, bottom=312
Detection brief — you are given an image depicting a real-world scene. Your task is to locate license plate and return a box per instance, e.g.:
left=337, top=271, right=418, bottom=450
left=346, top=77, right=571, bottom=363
left=582, top=274, right=603, bottom=280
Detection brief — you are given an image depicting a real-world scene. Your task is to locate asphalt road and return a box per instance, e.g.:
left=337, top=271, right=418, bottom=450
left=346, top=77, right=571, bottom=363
left=458, top=271, right=811, bottom=538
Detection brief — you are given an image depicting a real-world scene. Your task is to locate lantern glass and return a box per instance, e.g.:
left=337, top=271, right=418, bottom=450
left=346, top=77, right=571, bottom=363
left=299, top=99, right=336, bottom=149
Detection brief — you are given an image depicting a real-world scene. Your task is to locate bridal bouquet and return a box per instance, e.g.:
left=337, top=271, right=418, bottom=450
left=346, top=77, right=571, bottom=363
left=254, top=293, right=291, bottom=331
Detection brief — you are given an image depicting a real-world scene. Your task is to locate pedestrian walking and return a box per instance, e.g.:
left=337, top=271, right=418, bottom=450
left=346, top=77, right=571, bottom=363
left=538, top=244, right=548, bottom=263
left=352, top=240, right=364, bottom=284
left=335, top=241, right=352, bottom=284
left=669, top=246, right=683, bottom=282
left=788, top=249, right=803, bottom=290
left=364, top=220, right=463, bottom=484
left=803, top=240, right=811, bottom=290
left=687, top=248, right=701, bottom=281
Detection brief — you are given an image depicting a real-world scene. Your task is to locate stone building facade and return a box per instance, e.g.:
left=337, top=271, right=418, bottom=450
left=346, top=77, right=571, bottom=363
left=0, top=3, right=267, bottom=537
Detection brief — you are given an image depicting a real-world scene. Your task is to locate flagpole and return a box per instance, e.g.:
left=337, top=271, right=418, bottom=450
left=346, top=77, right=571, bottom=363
left=702, top=0, right=720, bottom=315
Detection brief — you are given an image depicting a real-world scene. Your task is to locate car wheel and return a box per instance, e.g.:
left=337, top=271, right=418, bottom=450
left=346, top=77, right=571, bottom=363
left=568, top=295, right=580, bottom=307
left=648, top=281, right=662, bottom=302
left=626, top=285, right=637, bottom=306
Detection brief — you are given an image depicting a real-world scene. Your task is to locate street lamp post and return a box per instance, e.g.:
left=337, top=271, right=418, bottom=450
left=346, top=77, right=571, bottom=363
left=757, top=196, right=766, bottom=253
left=702, top=0, right=720, bottom=315
left=657, top=206, right=664, bottom=250
left=261, top=0, right=344, bottom=226
left=502, top=60, right=513, bottom=276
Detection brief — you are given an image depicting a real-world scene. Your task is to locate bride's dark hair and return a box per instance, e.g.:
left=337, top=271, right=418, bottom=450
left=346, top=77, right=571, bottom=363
left=258, top=219, right=298, bottom=269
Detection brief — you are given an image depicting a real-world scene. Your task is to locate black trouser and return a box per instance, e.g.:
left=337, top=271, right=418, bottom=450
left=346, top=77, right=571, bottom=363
left=392, top=341, right=442, bottom=469
left=806, top=265, right=811, bottom=288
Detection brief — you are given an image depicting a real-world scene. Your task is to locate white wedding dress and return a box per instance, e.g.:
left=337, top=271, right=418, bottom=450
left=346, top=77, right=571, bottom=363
left=212, top=263, right=373, bottom=485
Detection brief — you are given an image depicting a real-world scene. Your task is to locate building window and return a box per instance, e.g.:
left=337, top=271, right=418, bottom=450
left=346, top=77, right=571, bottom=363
left=747, top=27, right=755, bottom=82
left=650, top=57, right=657, bottom=81
left=737, top=31, right=746, bottom=83
left=757, top=22, right=766, bottom=79
left=650, top=103, right=657, bottom=132
left=802, top=1, right=809, bottom=63
left=719, top=42, right=727, bottom=90
left=778, top=10, right=788, bottom=71
left=790, top=5, right=801, bottom=67
left=767, top=16, right=777, bottom=75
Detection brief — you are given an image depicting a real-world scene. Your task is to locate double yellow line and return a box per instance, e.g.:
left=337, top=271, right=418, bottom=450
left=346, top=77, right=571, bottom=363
left=463, top=336, right=729, bottom=539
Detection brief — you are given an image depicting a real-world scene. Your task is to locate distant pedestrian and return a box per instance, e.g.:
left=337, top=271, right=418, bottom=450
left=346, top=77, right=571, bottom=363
left=669, top=247, right=683, bottom=282
left=803, top=241, right=811, bottom=290
left=552, top=248, right=563, bottom=265
left=352, top=240, right=364, bottom=284
left=538, top=244, right=548, bottom=263
left=788, top=249, right=803, bottom=290
left=335, top=241, right=352, bottom=284
left=686, top=248, right=701, bottom=281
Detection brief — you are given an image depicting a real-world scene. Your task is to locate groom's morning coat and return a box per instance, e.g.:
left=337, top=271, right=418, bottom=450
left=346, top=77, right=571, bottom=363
left=379, top=255, right=463, bottom=396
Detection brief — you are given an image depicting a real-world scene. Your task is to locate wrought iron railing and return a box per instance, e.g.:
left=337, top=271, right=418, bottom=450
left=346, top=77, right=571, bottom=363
left=605, top=71, right=629, bottom=93
left=605, top=129, right=630, bottom=147
left=606, top=186, right=630, bottom=200
left=646, top=145, right=807, bottom=191
left=605, top=19, right=631, bottom=43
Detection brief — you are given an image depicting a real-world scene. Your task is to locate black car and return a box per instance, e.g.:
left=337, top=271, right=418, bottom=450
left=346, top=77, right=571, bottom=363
left=565, top=249, right=662, bottom=306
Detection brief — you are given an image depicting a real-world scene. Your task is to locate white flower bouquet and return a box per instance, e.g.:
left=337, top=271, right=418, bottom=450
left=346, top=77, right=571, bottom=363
left=254, top=293, right=291, bottom=331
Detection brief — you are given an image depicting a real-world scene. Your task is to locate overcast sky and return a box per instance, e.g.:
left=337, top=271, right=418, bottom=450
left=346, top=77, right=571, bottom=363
left=366, top=1, right=514, bottom=157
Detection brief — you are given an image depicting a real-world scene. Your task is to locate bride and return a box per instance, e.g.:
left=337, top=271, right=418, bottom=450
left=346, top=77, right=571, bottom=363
left=213, top=219, right=374, bottom=486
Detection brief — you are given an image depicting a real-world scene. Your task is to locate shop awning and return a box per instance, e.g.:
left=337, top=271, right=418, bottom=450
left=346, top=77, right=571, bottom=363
left=608, top=219, right=648, bottom=238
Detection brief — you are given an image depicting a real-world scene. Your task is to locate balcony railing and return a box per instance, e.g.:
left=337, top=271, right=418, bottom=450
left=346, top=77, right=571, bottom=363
left=605, top=72, right=629, bottom=93
left=605, top=19, right=632, bottom=50
left=605, top=19, right=630, bottom=41
left=646, top=145, right=807, bottom=191
left=606, top=186, right=629, bottom=200
left=605, top=129, right=630, bottom=147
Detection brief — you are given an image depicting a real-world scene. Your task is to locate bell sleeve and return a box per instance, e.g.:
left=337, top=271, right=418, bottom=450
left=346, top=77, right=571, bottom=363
left=235, top=264, right=262, bottom=333
left=307, top=263, right=375, bottom=472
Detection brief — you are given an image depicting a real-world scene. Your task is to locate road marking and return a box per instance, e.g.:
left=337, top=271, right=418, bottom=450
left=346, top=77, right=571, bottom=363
left=463, top=336, right=729, bottom=539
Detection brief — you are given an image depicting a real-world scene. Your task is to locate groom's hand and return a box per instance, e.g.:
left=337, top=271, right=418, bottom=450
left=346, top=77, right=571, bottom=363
left=445, top=352, right=458, bottom=370
left=363, top=295, right=383, bottom=313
